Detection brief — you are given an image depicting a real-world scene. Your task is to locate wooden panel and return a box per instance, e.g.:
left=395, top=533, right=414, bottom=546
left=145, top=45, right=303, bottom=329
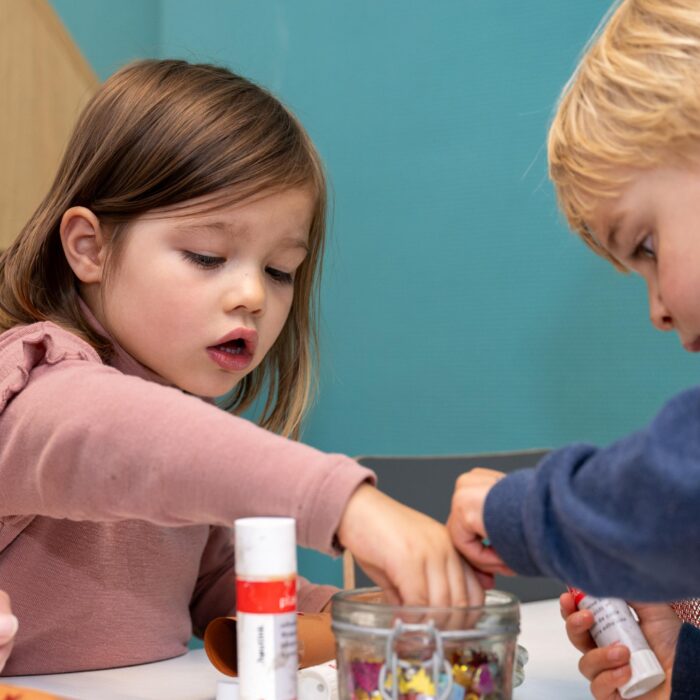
left=0, top=0, right=98, bottom=248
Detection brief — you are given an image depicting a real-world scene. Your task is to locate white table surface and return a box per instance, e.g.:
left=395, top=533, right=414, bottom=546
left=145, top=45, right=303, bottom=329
left=2, top=598, right=590, bottom=700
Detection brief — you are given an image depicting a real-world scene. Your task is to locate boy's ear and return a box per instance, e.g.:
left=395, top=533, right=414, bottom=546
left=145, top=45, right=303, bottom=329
left=59, top=207, right=107, bottom=284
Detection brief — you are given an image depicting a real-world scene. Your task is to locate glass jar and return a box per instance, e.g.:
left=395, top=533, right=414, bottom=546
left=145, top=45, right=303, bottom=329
left=331, top=587, right=521, bottom=700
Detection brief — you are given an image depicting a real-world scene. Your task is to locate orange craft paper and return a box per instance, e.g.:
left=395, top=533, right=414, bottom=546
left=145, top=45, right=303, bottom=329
left=0, top=685, right=66, bottom=700
left=204, top=612, right=336, bottom=677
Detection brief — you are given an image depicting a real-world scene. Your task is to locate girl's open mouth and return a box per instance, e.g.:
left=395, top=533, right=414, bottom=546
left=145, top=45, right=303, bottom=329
left=207, top=329, right=258, bottom=371
left=215, top=338, right=248, bottom=355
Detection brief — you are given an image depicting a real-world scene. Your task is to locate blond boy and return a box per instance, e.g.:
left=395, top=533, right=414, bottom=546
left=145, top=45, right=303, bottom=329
left=448, top=1, right=700, bottom=696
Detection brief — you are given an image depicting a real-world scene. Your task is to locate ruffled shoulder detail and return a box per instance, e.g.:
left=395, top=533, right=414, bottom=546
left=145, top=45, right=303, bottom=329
left=0, top=323, right=101, bottom=551
left=0, top=322, right=101, bottom=413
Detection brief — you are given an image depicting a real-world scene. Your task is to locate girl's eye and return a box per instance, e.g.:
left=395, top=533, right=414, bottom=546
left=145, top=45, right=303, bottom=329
left=634, top=234, right=656, bottom=260
left=266, top=266, right=294, bottom=284
left=182, top=251, right=225, bottom=269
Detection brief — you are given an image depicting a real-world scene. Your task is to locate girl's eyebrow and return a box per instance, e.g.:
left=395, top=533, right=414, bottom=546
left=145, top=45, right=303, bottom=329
left=172, top=220, right=238, bottom=235
left=172, top=220, right=309, bottom=252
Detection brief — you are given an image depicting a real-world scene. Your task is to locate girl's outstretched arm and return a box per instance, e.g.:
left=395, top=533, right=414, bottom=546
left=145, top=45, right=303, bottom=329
left=0, top=323, right=479, bottom=606
left=0, top=326, right=370, bottom=552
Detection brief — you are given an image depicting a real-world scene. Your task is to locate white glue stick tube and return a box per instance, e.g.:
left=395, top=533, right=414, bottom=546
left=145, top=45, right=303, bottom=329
left=569, top=587, right=665, bottom=699
left=236, top=518, right=298, bottom=700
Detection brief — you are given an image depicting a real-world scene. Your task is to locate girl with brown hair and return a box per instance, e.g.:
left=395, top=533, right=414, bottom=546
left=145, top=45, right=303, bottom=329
left=0, top=59, right=481, bottom=675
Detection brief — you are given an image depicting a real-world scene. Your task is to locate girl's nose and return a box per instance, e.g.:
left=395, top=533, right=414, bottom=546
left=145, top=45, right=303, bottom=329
left=225, top=269, right=265, bottom=315
left=648, top=283, right=673, bottom=332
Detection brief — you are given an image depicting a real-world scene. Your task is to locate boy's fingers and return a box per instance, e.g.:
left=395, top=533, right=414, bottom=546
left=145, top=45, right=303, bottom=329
left=559, top=592, right=576, bottom=619
left=566, top=610, right=597, bottom=653
left=474, top=569, right=495, bottom=591
left=578, top=645, right=630, bottom=681
left=590, top=665, right=631, bottom=700
left=450, top=524, right=513, bottom=574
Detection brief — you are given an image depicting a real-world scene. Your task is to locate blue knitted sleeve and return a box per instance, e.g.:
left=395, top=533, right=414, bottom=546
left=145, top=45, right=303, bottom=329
left=484, top=386, right=700, bottom=600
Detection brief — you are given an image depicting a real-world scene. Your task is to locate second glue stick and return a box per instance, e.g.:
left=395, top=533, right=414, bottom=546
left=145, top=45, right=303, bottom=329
left=236, top=517, right=298, bottom=700
left=569, top=587, right=665, bottom=699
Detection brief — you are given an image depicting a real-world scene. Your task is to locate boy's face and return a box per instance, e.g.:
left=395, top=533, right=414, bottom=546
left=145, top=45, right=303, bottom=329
left=93, top=187, right=313, bottom=397
left=589, top=164, right=700, bottom=352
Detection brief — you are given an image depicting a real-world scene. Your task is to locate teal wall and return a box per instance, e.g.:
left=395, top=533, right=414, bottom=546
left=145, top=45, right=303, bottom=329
left=51, top=0, right=160, bottom=80
left=51, top=2, right=699, bottom=588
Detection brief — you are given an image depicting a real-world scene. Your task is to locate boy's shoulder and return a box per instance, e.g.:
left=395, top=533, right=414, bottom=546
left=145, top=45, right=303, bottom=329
left=0, top=322, right=102, bottom=412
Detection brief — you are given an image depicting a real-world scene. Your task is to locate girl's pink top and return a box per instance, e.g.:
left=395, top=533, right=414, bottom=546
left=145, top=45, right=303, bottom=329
left=0, top=321, right=375, bottom=675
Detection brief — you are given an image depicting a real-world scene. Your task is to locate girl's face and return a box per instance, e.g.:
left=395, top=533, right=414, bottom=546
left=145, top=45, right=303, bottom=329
left=92, top=187, right=313, bottom=396
left=589, top=163, right=700, bottom=353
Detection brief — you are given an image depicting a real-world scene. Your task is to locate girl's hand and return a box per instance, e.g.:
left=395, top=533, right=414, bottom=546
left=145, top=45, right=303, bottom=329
left=560, top=592, right=679, bottom=699
left=337, top=484, right=484, bottom=606
left=0, top=591, right=18, bottom=672
left=447, top=468, right=515, bottom=576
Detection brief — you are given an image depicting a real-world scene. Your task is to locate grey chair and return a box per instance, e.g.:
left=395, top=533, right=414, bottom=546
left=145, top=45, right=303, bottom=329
left=349, top=449, right=565, bottom=603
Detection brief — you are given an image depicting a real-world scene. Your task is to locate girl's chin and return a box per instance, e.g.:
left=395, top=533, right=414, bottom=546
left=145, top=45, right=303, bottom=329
left=176, top=375, right=246, bottom=400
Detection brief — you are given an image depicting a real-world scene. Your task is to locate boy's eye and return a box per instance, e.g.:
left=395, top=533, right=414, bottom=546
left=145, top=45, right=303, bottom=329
left=182, top=251, right=225, bottom=269
left=266, top=266, right=294, bottom=284
left=634, top=234, right=656, bottom=260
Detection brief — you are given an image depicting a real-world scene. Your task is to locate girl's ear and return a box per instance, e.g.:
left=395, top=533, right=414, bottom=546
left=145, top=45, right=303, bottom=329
left=60, top=207, right=107, bottom=284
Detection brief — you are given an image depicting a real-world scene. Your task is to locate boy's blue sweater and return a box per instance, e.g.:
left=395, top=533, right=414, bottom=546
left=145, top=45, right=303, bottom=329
left=672, top=624, right=700, bottom=698
left=485, top=385, right=700, bottom=601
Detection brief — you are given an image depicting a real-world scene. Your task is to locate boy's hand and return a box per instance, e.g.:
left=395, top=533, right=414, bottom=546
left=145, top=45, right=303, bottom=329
left=337, top=484, right=484, bottom=607
left=560, top=592, right=679, bottom=699
left=0, top=591, right=17, bottom=672
left=447, top=468, right=515, bottom=576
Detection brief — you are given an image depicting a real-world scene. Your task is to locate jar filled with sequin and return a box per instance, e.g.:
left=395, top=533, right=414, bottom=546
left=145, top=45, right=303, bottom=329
left=331, top=587, right=524, bottom=700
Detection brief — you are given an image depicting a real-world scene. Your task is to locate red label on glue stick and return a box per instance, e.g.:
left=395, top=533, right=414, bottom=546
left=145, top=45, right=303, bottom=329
left=236, top=578, right=297, bottom=614
left=567, top=586, right=585, bottom=608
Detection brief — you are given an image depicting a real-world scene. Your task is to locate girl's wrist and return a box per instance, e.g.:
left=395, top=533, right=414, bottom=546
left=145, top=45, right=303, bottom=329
left=336, top=483, right=384, bottom=549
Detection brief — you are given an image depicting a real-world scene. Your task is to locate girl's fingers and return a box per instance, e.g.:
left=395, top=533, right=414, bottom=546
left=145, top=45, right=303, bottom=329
left=462, top=559, right=485, bottom=607
left=426, top=552, right=451, bottom=608
left=0, top=646, right=11, bottom=674
left=446, top=550, right=470, bottom=608
left=393, top=557, right=429, bottom=606
left=0, top=614, right=18, bottom=645
left=363, top=566, right=402, bottom=605
left=590, top=665, right=631, bottom=700
left=0, top=591, right=11, bottom=616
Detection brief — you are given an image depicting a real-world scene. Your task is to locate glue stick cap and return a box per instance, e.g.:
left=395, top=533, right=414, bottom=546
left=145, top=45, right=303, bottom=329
left=235, top=517, right=296, bottom=577
left=619, top=649, right=666, bottom=699
left=216, top=679, right=240, bottom=700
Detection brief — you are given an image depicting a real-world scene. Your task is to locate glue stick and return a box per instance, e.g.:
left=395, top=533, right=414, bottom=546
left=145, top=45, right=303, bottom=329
left=236, top=517, right=298, bottom=700
left=568, top=587, right=665, bottom=698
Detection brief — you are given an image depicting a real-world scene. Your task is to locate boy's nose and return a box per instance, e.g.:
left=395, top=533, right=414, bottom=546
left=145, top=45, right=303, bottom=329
left=648, top=286, right=673, bottom=332
left=225, top=270, right=265, bottom=315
